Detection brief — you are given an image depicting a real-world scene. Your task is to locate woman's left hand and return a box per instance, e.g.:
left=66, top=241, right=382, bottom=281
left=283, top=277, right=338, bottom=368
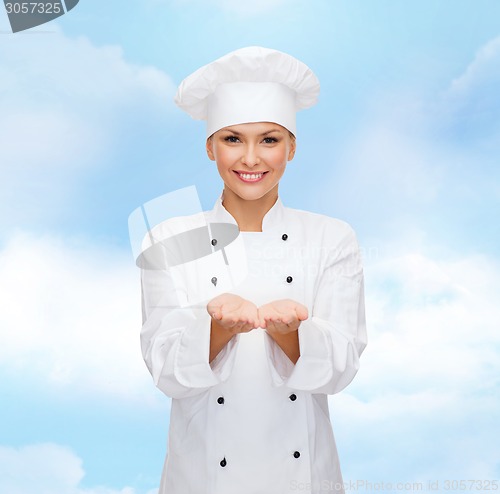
left=258, top=299, right=308, bottom=335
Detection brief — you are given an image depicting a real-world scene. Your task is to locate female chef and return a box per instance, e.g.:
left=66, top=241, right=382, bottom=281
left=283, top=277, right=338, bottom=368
left=139, top=46, right=367, bottom=494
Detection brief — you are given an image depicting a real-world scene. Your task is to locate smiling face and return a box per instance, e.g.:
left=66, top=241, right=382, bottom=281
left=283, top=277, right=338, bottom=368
left=206, top=122, right=296, bottom=203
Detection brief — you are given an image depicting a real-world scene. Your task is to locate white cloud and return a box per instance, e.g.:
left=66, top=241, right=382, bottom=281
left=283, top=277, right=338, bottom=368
left=0, top=443, right=145, bottom=494
left=0, top=25, right=174, bottom=130
left=317, top=35, right=500, bottom=244
left=330, top=249, right=500, bottom=483
left=0, top=25, right=175, bottom=229
left=317, top=109, right=449, bottom=232
left=0, top=231, right=156, bottom=402
left=441, top=35, right=500, bottom=144
left=448, top=36, right=500, bottom=100
left=361, top=249, right=500, bottom=393
left=319, top=36, right=500, bottom=485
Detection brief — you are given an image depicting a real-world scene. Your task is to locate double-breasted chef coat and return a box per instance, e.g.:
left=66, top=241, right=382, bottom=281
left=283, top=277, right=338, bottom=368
left=140, top=191, right=367, bottom=494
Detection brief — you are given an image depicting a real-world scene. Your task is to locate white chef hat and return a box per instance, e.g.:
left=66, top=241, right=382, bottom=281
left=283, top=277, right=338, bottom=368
left=174, top=46, right=320, bottom=137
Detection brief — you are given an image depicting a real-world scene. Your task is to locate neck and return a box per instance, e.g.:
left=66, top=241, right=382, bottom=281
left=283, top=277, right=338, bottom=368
left=222, top=186, right=279, bottom=232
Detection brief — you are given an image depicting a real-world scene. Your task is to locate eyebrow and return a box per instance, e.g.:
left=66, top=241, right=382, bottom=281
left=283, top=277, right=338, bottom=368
left=222, top=128, right=283, bottom=136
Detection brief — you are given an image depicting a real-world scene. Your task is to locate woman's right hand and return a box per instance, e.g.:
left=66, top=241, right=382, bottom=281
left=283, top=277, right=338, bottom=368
left=207, top=293, right=259, bottom=335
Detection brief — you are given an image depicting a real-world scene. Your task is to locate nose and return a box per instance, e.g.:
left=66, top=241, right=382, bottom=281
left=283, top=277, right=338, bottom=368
left=241, top=144, right=260, bottom=167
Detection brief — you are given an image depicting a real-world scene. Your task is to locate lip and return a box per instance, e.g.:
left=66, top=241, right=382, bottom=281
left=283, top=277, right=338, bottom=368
left=233, top=170, right=268, bottom=183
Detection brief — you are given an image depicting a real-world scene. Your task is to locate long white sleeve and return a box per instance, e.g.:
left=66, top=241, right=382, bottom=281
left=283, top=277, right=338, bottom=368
left=140, top=266, right=240, bottom=399
left=264, top=224, right=367, bottom=394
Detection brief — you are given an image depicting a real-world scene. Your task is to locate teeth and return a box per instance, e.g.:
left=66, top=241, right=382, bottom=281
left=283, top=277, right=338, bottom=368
left=239, top=173, right=263, bottom=180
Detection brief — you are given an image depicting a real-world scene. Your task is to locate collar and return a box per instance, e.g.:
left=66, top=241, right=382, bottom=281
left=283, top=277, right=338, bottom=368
left=209, top=190, right=286, bottom=231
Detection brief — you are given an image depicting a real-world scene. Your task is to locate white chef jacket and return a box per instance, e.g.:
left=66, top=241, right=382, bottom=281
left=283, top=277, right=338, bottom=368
left=140, top=192, right=367, bottom=494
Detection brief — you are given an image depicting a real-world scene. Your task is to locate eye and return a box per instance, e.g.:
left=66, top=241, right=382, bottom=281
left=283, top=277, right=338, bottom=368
left=224, top=135, right=240, bottom=143
left=262, top=137, right=279, bottom=144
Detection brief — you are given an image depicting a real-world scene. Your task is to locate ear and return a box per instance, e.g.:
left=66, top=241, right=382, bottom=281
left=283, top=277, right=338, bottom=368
left=287, top=137, right=296, bottom=161
left=206, top=137, right=216, bottom=161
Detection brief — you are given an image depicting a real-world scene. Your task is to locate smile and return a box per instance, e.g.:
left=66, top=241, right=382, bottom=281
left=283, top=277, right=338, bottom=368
left=234, top=171, right=268, bottom=183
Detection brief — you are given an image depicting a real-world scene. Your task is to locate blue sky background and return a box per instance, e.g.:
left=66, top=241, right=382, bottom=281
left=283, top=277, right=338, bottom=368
left=0, top=1, right=499, bottom=493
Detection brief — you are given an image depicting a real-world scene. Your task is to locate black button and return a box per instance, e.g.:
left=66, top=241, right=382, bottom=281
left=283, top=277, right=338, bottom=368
left=282, top=233, right=288, bottom=241
left=211, top=239, right=217, bottom=246
left=289, top=394, right=297, bottom=401
left=217, top=396, right=225, bottom=405
left=220, top=457, right=227, bottom=467
left=286, top=276, right=293, bottom=283
left=293, top=451, right=301, bottom=459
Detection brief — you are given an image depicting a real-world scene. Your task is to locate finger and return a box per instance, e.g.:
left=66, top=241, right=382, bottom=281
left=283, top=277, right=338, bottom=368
left=233, top=321, right=245, bottom=333
left=241, top=319, right=253, bottom=331
left=257, top=308, right=266, bottom=328
left=244, top=319, right=257, bottom=332
left=242, top=321, right=255, bottom=333
left=245, top=312, right=257, bottom=327
left=267, top=317, right=281, bottom=330
left=229, top=317, right=242, bottom=329
left=271, top=320, right=286, bottom=333
left=296, top=306, right=308, bottom=320
left=265, top=320, right=275, bottom=332
left=251, top=318, right=260, bottom=329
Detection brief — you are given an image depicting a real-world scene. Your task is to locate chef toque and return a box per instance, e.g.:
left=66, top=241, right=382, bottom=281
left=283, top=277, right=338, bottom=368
left=174, top=46, right=320, bottom=137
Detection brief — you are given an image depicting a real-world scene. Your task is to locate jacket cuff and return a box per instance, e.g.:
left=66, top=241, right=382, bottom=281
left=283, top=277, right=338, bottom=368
left=262, top=318, right=333, bottom=389
left=209, top=332, right=240, bottom=378
left=174, top=309, right=240, bottom=388
left=285, top=317, right=333, bottom=390
left=263, top=331, right=295, bottom=386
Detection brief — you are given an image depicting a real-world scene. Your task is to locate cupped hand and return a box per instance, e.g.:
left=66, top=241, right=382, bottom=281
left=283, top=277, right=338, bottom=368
left=207, top=293, right=260, bottom=335
left=258, top=299, right=309, bottom=335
